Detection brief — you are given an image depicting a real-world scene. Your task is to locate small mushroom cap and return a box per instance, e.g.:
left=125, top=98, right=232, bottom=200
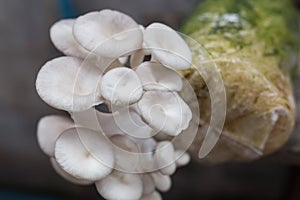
left=110, top=135, right=140, bottom=172
left=36, top=56, right=103, bottom=112
left=151, top=172, right=171, bottom=192
left=50, top=158, right=92, bottom=185
left=101, top=67, right=143, bottom=106
left=141, top=191, right=162, bottom=200
left=50, top=19, right=90, bottom=58
left=95, top=171, right=143, bottom=200
left=135, top=61, right=183, bottom=91
left=73, top=10, right=143, bottom=58
left=144, top=23, right=192, bottom=70
left=141, top=174, right=155, bottom=195
left=138, top=91, right=192, bottom=136
left=37, top=115, right=74, bottom=157
left=154, top=141, right=176, bottom=175
left=55, top=127, right=114, bottom=181
left=174, top=150, right=191, bottom=167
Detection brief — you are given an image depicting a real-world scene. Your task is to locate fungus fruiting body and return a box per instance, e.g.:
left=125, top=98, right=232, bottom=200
left=36, top=9, right=196, bottom=200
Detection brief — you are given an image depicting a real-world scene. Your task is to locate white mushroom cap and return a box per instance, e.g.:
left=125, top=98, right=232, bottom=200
left=141, top=191, right=162, bottom=200
left=55, top=127, right=114, bottom=181
left=50, top=19, right=90, bottom=58
left=110, top=135, right=140, bottom=172
left=50, top=158, right=92, bottom=185
left=101, top=67, right=143, bottom=106
left=37, top=115, right=74, bottom=157
left=138, top=91, right=192, bottom=136
left=144, top=23, right=192, bottom=70
left=174, top=150, right=191, bottom=167
left=36, top=56, right=103, bottom=112
left=154, top=141, right=176, bottom=175
left=95, top=171, right=143, bottom=200
left=141, top=174, right=155, bottom=195
left=135, top=61, right=183, bottom=91
left=73, top=10, right=143, bottom=58
left=151, top=172, right=171, bottom=192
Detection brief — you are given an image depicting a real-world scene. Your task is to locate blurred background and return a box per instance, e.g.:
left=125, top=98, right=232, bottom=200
left=0, top=0, right=300, bottom=199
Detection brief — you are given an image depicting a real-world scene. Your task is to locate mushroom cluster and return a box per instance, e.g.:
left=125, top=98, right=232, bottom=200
left=36, top=9, right=194, bottom=200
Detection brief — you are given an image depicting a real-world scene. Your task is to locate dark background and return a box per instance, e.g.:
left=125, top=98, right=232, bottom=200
left=0, top=0, right=300, bottom=199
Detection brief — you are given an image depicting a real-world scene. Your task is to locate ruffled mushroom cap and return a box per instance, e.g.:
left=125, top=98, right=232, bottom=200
left=37, top=115, right=74, bottom=157
left=50, top=158, right=92, bottom=185
left=36, top=56, right=103, bottom=112
left=50, top=19, right=90, bottom=58
left=55, top=127, right=114, bottom=181
left=144, top=23, right=192, bottom=70
left=95, top=171, right=143, bottom=200
left=101, top=67, right=143, bottom=106
left=138, top=91, right=192, bottom=136
left=73, top=10, right=143, bottom=58
left=135, top=61, right=183, bottom=91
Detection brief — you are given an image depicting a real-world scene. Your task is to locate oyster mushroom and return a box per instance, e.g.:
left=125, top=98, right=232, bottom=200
left=151, top=172, right=171, bottom=192
left=50, top=19, right=90, bottom=58
left=144, top=23, right=191, bottom=70
left=174, top=150, right=191, bottom=167
left=55, top=127, right=114, bottom=181
left=73, top=9, right=143, bottom=58
left=95, top=171, right=143, bottom=200
left=50, top=158, right=92, bottom=185
left=36, top=56, right=103, bottom=112
left=137, top=91, right=192, bottom=136
left=101, top=67, right=143, bottom=106
left=135, top=61, right=183, bottom=91
left=37, top=115, right=74, bottom=157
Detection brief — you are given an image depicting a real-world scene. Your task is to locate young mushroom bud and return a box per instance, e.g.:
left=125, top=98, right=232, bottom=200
left=101, top=67, right=143, bottom=106
left=151, top=172, right=172, bottom=192
left=73, top=9, right=143, bottom=58
left=95, top=171, right=143, bottom=200
left=138, top=91, right=192, bottom=136
left=36, top=56, right=103, bottom=112
left=55, top=127, right=114, bottom=181
left=144, top=23, right=192, bottom=70
left=174, top=150, right=191, bottom=167
left=135, top=61, right=183, bottom=91
left=37, top=115, right=74, bottom=157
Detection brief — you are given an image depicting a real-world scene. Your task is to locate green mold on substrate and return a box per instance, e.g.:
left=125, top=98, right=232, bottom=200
left=180, top=0, right=299, bottom=162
